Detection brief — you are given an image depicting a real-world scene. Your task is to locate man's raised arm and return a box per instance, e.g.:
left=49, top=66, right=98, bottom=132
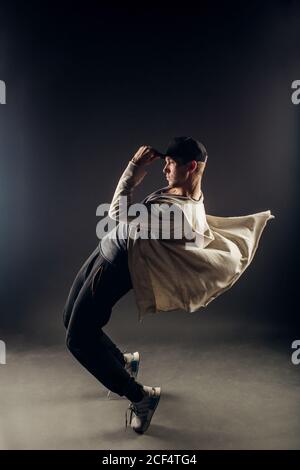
left=108, top=146, right=160, bottom=223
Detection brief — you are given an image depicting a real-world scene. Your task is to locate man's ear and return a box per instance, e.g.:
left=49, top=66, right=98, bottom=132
left=188, top=160, right=198, bottom=173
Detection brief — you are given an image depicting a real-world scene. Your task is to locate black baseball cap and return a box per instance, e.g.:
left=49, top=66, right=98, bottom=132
left=155, top=136, right=208, bottom=163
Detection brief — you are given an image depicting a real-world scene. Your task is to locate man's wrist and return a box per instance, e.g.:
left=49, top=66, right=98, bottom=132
left=130, top=159, right=144, bottom=167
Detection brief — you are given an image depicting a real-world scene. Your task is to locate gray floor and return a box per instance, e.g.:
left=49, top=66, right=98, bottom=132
left=1, top=307, right=299, bottom=450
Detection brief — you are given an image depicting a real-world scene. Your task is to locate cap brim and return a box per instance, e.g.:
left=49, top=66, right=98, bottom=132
left=151, top=147, right=166, bottom=158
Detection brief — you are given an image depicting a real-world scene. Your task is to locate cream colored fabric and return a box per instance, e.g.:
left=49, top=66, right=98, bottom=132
left=108, top=160, right=275, bottom=323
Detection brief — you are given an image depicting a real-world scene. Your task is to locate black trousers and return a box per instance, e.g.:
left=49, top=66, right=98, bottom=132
left=62, top=245, right=144, bottom=402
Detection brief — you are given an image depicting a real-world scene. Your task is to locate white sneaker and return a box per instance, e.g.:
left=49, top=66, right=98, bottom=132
left=107, top=351, right=140, bottom=400
left=125, top=385, right=161, bottom=434
left=124, top=352, right=140, bottom=380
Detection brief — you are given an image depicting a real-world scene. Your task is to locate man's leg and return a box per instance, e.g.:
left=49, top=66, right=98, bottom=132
left=65, top=251, right=144, bottom=402
left=62, top=246, right=127, bottom=368
left=62, top=245, right=100, bottom=329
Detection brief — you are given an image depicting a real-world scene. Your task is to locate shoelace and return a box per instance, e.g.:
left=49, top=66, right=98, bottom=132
left=125, top=403, right=135, bottom=431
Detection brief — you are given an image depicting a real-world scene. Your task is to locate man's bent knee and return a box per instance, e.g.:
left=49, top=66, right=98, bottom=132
left=66, top=332, right=83, bottom=356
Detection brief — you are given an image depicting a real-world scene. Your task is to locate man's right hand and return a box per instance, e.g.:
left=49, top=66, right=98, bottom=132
left=131, top=145, right=161, bottom=167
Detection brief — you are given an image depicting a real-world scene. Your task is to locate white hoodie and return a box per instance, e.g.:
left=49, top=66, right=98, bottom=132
left=108, top=160, right=275, bottom=323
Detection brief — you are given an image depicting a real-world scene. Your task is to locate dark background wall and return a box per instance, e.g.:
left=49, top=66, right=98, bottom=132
left=0, top=1, right=299, bottom=344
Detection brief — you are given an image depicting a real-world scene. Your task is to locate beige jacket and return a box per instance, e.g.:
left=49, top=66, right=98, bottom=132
left=108, top=160, right=275, bottom=323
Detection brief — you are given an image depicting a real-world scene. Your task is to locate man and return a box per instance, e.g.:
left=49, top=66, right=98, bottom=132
left=63, top=136, right=275, bottom=435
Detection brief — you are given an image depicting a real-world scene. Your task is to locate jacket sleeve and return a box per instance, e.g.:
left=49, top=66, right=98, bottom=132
left=108, top=160, right=149, bottom=223
left=108, top=160, right=200, bottom=242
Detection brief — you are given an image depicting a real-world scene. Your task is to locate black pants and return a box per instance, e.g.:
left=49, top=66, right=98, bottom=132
left=62, top=245, right=144, bottom=402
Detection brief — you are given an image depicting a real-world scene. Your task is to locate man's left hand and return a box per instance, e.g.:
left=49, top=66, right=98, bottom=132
left=131, top=146, right=161, bottom=166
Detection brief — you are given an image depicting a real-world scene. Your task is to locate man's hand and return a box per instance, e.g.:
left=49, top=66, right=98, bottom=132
left=131, top=145, right=161, bottom=167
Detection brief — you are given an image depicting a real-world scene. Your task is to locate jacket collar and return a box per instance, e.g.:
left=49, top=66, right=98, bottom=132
left=143, top=186, right=204, bottom=204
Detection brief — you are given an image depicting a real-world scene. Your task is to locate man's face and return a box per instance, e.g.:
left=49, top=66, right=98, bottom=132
left=162, top=156, right=189, bottom=188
